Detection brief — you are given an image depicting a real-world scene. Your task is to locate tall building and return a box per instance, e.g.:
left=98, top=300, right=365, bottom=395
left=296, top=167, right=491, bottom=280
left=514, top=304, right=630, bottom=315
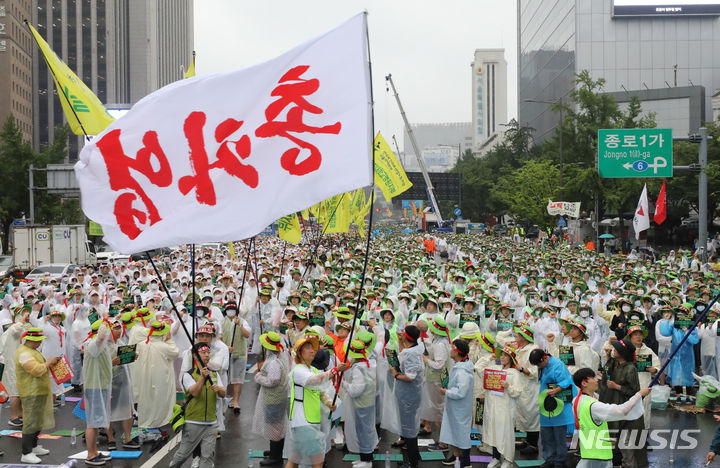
left=471, top=49, right=508, bottom=150
left=402, top=122, right=473, bottom=172
left=32, top=0, right=193, bottom=159
left=518, top=0, right=720, bottom=143
left=0, top=0, right=34, bottom=142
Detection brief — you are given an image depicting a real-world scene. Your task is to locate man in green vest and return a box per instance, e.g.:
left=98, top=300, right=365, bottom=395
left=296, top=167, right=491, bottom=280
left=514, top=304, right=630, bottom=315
left=169, top=342, right=226, bottom=468
left=15, top=328, right=60, bottom=465
left=571, top=368, right=650, bottom=468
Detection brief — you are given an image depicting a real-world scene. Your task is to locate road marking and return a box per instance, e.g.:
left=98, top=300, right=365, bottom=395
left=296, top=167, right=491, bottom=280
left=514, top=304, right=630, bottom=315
left=139, top=432, right=181, bottom=468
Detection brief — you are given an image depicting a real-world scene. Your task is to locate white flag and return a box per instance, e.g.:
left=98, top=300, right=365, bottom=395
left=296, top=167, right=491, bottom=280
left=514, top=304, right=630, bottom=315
left=633, top=183, right=650, bottom=240
left=75, top=14, right=372, bottom=254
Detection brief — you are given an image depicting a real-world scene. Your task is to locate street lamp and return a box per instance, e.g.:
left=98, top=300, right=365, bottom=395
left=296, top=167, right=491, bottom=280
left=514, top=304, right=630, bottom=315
left=524, top=98, right=563, bottom=197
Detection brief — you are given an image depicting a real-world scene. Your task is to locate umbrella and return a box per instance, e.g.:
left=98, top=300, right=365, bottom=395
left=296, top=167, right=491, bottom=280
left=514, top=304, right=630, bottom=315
left=599, top=233, right=615, bottom=239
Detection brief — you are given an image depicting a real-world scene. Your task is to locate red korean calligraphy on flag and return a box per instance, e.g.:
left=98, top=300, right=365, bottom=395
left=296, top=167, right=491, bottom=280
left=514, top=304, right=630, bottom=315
left=75, top=14, right=372, bottom=253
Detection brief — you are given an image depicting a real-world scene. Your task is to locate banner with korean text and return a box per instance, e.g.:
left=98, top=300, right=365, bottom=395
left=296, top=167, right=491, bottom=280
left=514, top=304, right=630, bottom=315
left=75, top=14, right=372, bottom=253
left=546, top=200, right=581, bottom=218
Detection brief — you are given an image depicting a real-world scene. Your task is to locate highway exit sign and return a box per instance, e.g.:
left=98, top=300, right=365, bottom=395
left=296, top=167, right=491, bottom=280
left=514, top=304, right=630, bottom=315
left=598, top=128, right=672, bottom=178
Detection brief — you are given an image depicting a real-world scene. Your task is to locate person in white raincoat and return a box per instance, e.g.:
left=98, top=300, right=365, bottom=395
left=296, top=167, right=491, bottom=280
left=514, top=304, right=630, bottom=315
left=389, top=325, right=425, bottom=468
left=481, top=346, right=523, bottom=468
left=420, top=316, right=452, bottom=450
left=135, top=320, right=179, bottom=428
left=512, top=323, right=541, bottom=456
left=82, top=319, right=114, bottom=466
left=252, top=332, right=289, bottom=466
left=548, top=318, right=599, bottom=376
left=626, top=326, right=660, bottom=430
left=284, top=337, right=346, bottom=468
left=471, top=331, right=497, bottom=454
left=38, top=308, right=68, bottom=396
left=438, top=339, right=474, bottom=467
left=105, top=319, right=141, bottom=450
left=221, top=302, right=250, bottom=411
left=342, top=339, right=378, bottom=468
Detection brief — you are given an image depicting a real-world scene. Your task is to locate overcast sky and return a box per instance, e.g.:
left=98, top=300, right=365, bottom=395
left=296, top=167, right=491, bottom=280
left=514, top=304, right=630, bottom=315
left=193, top=1, right=517, bottom=151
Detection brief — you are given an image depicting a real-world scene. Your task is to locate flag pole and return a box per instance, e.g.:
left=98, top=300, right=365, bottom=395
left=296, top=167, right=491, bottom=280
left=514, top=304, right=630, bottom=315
left=300, top=193, right=348, bottom=285
left=330, top=10, right=376, bottom=412
left=145, top=250, right=212, bottom=384
left=649, top=290, right=720, bottom=387
left=24, top=20, right=91, bottom=141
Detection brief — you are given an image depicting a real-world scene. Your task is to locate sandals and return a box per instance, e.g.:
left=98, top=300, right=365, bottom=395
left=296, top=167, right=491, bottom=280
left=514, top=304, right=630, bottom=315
left=391, top=439, right=406, bottom=448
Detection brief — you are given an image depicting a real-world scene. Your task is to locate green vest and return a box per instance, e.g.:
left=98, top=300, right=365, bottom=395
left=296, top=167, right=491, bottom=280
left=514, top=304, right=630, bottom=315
left=184, top=368, right=218, bottom=423
left=577, top=395, right=613, bottom=460
left=222, top=318, right=247, bottom=359
left=289, top=365, right=321, bottom=424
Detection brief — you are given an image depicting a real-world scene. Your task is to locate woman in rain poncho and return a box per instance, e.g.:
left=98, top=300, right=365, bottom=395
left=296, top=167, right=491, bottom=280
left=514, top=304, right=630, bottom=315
left=252, top=332, right=289, bottom=466
left=135, top=320, right=179, bottom=429
left=285, top=336, right=346, bottom=468
left=342, top=339, right=378, bottom=468
left=659, top=304, right=700, bottom=397
left=38, top=308, right=68, bottom=396
left=389, top=325, right=425, bottom=468
left=106, top=317, right=140, bottom=450
left=438, top=339, right=474, bottom=468
left=2, top=306, right=32, bottom=426
left=481, top=346, right=523, bottom=468
left=419, top=316, right=452, bottom=451
left=82, top=319, right=114, bottom=466
left=513, top=323, right=541, bottom=456
left=15, top=327, right=59, bottom=465
left=221, top=302, right=250, bottom=412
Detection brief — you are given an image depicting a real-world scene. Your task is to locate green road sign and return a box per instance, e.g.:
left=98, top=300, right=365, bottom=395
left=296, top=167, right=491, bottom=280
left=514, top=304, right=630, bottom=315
left=598, top=128, right=673, bottom=178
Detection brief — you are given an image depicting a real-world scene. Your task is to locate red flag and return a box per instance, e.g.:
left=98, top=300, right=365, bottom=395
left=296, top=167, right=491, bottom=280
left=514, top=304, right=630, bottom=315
left=654, top=179, right=667, bottom=225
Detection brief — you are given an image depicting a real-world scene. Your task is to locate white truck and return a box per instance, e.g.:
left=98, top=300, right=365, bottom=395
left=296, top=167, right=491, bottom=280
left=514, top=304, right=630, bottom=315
left=11, top=225, right=97, bottom=273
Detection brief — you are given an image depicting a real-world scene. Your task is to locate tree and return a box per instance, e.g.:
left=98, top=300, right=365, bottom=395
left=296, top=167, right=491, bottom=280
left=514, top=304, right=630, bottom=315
left=0, top=115, right=82, bottom=251
left=492, top=159, right=560, bottom=226
left=450, top=119, right=539, bottom=222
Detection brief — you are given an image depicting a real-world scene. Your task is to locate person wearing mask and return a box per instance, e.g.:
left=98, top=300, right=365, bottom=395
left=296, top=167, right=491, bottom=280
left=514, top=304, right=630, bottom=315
left=438, top=339, right=474, bottom=468
left=221, top=302, right=250, bottom=412
left=625, top=326, right=659, bottom=430
left=529, top=349, right=576, bottom=468
left=15, top=328, right=60, bottom=464
left=572, top=367, right=650, bottom=468
left=252, top=332, right=290, bottom=466
left=420, top=316, right=453, bottom=452
left=659, top=304, right=700, bottom=400
left=105, top=319, right=140, bottom=451
left=168, top=343, right=226, bottom=468
left=389, top=325, right=425, bottom=468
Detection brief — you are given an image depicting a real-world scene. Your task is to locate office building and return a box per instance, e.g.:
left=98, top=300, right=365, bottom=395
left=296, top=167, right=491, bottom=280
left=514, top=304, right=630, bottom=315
left=518, top=0, right=720, bottom=142
left=0, top=0, right=34, bottom=142
left=471, top=48, right=508, bottom=150
left=402, top=122, right=473, bottom=172
left=32, top=0, right=193, bottom=158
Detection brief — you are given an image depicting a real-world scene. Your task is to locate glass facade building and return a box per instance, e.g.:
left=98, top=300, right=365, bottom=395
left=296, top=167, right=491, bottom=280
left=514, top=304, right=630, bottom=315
left=518, top=0, right=720, bottom=143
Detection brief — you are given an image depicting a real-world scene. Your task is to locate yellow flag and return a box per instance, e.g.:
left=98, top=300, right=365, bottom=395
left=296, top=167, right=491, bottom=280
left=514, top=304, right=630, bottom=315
left=278, top=213, right=302, bottom=244
left=28, top=23, right=114, bottom=136
left=228, top=242, right=235, bottom=261
left=373, top=132, right=412, bottom=202
left=324, top=194, right=351, bottom=233
left=184, top=52, right=196, bottom=79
